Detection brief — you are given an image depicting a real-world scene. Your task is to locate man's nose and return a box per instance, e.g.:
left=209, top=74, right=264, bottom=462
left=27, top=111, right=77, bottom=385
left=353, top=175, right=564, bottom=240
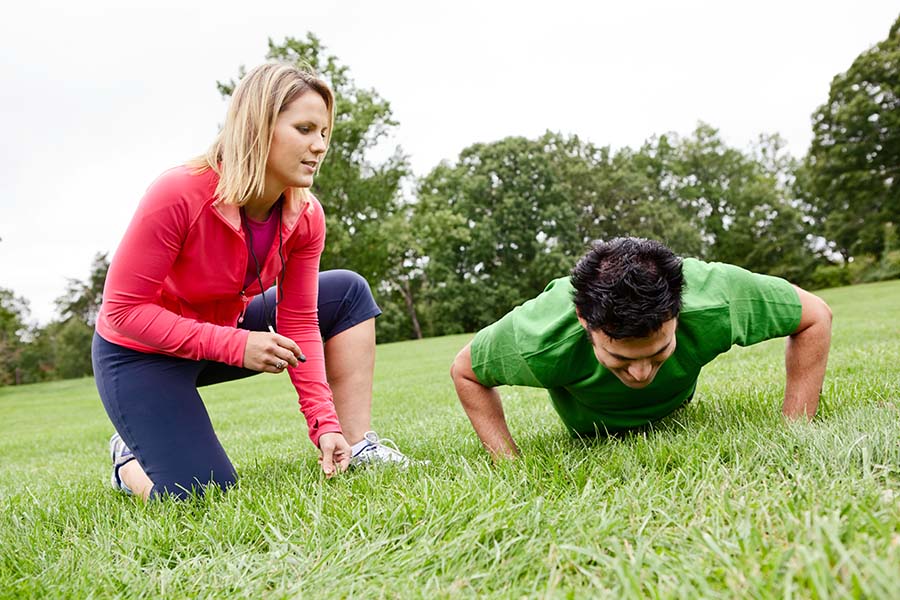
left=628, top=361, right=653, bottom=382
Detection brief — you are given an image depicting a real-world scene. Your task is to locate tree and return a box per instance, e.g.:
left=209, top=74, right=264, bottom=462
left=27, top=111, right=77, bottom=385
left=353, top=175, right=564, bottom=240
left=0, top=288, right=30, bottom=385
left=55, top=252, right=108, bottom=327
left=51, top=319, right=94, bottom=379
left=14, top=325, right=57, bottom=384
left=34, top=250, right=109, bottom=381
left=807, top=16, right=900, bottom=259
left=634, top=125, right=818, bottom=282
left=583, top=143, right=703, bottom=257
left=412, top=132, right=703, bottom=335
left=377, top=211, right=427, bottom=340
left=415, top=134, right=585, bottom=335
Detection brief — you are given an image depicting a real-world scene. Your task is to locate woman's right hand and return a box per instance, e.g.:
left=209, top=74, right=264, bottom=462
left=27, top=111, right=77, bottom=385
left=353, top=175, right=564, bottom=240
left=243, top=331, right=303, bottom=373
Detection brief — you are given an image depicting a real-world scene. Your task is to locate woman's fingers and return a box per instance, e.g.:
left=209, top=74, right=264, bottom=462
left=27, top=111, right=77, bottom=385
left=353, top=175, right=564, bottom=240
left=244, top=331, right=302, bottom=372
left=273, top=333, right=302, bottom=359
left=272, top=346, right=299, bottom=369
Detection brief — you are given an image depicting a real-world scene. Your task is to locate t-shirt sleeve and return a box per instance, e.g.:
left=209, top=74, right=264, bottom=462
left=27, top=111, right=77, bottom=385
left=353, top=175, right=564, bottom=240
left=722, top=263, right=803, bottom=347
left=470, top=311, right=544, bottom=388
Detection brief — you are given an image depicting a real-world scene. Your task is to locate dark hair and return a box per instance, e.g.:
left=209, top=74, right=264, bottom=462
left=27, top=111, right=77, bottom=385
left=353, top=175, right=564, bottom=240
left=571, top=237, right=684, bottom=339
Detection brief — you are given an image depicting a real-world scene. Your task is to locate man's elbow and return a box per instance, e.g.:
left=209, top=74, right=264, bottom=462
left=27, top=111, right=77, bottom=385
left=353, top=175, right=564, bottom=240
left=450, top=345, right=487, bottom=402
left=450, top=348, right=469, bottom=386
left=792, top=287, right=833, bottom=337
left=813, top=296, right=833, bottom=333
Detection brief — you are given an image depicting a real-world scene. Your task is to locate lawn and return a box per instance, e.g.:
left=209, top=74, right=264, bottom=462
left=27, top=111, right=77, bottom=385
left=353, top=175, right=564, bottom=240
left=1, top=280, right=898, bottom=598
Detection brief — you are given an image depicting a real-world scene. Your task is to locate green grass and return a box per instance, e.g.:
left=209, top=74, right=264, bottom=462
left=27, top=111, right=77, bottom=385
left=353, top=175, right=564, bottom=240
left=1, top=280, right=899, bottom=598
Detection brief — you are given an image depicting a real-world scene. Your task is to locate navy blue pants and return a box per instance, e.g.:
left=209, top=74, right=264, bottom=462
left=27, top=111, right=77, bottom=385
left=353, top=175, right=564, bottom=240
left=93, top=270, right=380, bottom=499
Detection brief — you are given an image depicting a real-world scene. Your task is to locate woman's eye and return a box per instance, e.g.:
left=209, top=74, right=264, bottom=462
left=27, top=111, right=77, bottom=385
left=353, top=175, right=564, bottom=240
left=297, top=126, right=310, bottom=134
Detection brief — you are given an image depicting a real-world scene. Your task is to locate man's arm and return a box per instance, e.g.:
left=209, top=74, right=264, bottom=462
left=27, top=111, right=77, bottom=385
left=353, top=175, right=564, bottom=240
left=451, top=343, right=520, bottom=459
left=783, top=286, right=832, bottom=419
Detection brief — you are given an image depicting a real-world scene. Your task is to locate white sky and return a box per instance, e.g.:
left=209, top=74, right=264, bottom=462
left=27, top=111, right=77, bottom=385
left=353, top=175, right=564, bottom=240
left=1, top=0, right=897, bottom=325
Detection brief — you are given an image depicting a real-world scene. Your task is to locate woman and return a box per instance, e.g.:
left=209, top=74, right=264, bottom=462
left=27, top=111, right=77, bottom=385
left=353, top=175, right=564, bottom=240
left=93, top=63, right=417, bottom=501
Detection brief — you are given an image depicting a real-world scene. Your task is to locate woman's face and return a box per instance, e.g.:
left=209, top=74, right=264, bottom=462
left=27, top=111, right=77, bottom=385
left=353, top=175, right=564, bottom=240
left=265, top=91, right=329, bottom=191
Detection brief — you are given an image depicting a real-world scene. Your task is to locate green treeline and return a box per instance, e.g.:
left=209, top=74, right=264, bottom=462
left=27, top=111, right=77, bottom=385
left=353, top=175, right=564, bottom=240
left=2, top=19, right=898, bottom=385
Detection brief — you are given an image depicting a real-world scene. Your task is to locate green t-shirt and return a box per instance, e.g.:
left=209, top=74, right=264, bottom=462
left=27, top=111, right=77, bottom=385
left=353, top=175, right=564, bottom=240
left=470, top=258, right=802, bottom=435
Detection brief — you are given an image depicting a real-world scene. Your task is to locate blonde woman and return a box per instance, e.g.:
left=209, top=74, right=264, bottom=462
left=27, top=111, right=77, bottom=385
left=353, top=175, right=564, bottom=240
left=93, top=63, right=417, bottom=501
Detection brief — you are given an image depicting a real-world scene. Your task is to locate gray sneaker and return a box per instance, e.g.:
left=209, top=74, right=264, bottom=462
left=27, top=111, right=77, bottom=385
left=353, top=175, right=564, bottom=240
left=109, top=433, right=135, bottom=494
left=349, top=431, right=427, bottom=468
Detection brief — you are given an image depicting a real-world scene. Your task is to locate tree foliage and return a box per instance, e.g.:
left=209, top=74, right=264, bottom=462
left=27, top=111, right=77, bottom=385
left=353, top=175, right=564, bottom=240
left=55, top=252, right=108, bottom=327
left=635, top=126, right=817, bottom=280
left=412, top=127, right=821, bottom=337
left=415, top=134, right=587, bottom=334
left=807, top=16, right=900, bottom=258
left=0, top=289, right=30, bottom=385
left=5, top=25, right=899, bottom=384
left=0, top=255, right=103, bottom=385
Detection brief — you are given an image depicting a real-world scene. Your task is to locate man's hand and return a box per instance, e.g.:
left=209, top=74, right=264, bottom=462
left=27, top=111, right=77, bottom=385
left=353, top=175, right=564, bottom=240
left=783, top=286, right=832, bottom=419
left=243, top=331, right=302, bottom=373
left=317, top=432, right=351, bottom=478
left=451, top=343, right=520, bottom=460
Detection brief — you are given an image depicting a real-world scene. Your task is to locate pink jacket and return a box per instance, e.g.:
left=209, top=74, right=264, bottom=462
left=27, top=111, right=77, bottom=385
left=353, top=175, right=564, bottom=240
left=96, top=166, right=341, bottom=446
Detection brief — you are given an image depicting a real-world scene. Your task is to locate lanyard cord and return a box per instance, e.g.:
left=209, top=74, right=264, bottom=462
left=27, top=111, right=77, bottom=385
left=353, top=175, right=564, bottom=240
left=240, top=201, right=304, bottom=363
left=276, top=206, right=286, bottom=305
left=241, top=202, right=286, bottom=332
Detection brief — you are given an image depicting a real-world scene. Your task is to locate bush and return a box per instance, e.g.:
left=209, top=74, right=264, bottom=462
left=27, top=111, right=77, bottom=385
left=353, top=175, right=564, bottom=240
left=861, top=249, right=900, bottom=283
left=808, top=264, right=852, bottom=290
left=883, top=250, right=900, bottom=277
left=375, top=295, right=417, bottom=344
left=847, top=254, right=878, bottom=284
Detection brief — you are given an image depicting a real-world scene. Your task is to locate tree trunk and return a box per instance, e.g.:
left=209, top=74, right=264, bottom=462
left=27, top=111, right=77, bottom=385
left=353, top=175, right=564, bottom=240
left=400, top=278, right=423, bottom=339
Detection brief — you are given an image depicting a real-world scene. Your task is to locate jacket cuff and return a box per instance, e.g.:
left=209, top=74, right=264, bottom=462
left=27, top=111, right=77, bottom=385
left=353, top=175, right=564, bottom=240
left=305, top=412, right=343, bottom=447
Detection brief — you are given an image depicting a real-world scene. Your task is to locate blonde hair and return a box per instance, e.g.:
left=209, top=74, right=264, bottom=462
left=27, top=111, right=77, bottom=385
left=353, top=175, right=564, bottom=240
left=188, top=62, right=335, bottom=206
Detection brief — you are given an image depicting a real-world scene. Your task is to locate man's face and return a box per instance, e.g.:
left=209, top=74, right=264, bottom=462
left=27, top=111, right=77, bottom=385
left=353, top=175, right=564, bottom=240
left=579, top=317, right=678, bottom=389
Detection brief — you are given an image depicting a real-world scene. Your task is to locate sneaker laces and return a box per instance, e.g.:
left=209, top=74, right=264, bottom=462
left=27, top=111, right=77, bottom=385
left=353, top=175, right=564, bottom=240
left=351, top=431, right=415, bottom=466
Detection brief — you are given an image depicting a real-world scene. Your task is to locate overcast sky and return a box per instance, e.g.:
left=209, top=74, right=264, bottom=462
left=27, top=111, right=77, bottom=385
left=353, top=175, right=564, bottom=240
left=1, top=0, right=897, bottom=324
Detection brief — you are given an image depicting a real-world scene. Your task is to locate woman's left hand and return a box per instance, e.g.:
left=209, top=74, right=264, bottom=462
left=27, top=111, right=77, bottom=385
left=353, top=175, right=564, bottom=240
left=243, top=331, right=302, bottom=373
left=317, top=432, right=351, bottom=478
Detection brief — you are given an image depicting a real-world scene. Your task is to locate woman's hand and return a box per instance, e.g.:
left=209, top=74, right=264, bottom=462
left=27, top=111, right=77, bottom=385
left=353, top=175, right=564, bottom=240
left=243, top=331, right=303, bottom=373
left=317, top=432, right=351, bottom=478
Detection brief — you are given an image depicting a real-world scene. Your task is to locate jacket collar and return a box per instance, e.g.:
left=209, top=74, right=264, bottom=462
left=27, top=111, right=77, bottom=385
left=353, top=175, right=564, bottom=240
left=212, top=187, right=313, bottom=233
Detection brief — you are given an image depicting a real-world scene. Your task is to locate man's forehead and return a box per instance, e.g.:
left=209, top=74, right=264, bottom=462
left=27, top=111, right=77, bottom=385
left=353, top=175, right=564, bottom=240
left=594, top=320, right=677, bottom=359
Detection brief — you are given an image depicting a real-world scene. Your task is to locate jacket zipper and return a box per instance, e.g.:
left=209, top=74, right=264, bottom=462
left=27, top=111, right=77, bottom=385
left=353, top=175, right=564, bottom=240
left=238, top=291, right=251, bottom=324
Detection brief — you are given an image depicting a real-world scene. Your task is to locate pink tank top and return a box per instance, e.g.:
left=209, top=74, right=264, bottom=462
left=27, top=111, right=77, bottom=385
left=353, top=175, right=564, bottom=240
left=242, top=205, right=280, bottom=289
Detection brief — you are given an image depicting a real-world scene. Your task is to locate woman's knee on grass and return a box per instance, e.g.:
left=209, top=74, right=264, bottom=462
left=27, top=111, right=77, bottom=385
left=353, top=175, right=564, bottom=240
left=151, top=469, right=238, bottom=501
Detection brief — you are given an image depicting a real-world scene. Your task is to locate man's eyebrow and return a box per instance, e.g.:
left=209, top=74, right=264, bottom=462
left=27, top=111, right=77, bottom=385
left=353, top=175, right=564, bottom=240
left=609, top=339, right=672, bottom=361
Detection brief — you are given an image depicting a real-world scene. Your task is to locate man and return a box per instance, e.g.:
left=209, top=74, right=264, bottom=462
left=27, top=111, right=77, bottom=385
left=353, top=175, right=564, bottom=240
left=451, top=237, right=832, bottom=458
